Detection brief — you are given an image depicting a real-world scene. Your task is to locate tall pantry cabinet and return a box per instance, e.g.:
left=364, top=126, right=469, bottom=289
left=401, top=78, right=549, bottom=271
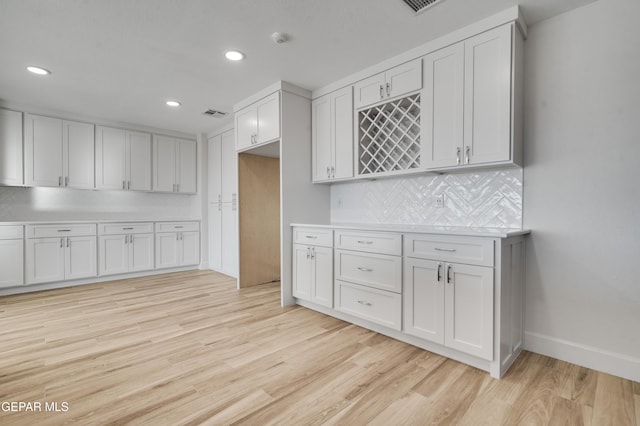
left=208, top=129, right=238, bottom=277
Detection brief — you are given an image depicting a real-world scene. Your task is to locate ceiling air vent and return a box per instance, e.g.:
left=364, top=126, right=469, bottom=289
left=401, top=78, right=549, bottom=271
left=202, top=109, right=228, bottom=118
left=402, top=0, right=445, bottom=14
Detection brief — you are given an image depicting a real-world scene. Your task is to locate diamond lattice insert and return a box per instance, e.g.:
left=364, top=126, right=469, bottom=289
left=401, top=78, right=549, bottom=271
left=358, top=94, right=421, bottom=175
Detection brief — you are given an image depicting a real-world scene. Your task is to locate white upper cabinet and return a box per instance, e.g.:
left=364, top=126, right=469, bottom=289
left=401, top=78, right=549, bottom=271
left=312, top=86, right=354, bottom=182
left=24, top=114, right=94, bottom=188
left=354, top=59, right=422, bottom=109
left=152, top=135, right=197, bottom=194
left=423, top=24, right=521, bottom=170
left=96, top=126, right=151, bottom=191
left=0, top=109, right=23, bottom=186
left=235, top=92, right=280, bottom=151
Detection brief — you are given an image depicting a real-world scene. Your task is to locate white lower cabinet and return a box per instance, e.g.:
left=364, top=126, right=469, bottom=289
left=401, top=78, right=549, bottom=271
left=155, top=222, right=200, bottom=269
left=292, top=228, right=333, bottom=308
left=98, top=223, right=154, bottom=276
left=336, top=280, right=402, bottom=330
left=0, top=226, right=24, bottom=288
left=25, top=224, right=97, bottom=285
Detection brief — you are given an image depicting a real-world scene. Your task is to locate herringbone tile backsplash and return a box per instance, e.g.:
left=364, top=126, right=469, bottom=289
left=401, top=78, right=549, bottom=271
left=330, top=169, right=522, bottom=228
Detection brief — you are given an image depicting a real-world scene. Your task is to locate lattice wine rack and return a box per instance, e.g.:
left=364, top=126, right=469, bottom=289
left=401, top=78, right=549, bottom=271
left=358, top=93, right=421, bottom=175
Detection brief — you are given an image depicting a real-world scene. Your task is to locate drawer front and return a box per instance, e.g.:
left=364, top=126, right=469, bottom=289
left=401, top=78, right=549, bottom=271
left=0, top=225, right=23, bottom=239
left=155, top=221, right=200, bottom=233
left=27, top=224, right=96, bottom=238
left=405, top=234, right=494, bottom=267
left=99, top=222, right=154, bottom=235
left=335, top=249, right=401, bottom=293
left=335, top=230, right=401, bottom=255
left=336, top=280, right=401, bottom=330
left=293, top=227, right=333, bottom=247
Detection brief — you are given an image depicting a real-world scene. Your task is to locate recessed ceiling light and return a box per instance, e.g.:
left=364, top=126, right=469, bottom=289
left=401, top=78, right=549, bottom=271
left=166, top=100, right=181, bottom=107
left=225, top=50, right=245, bottom=61
left=27, top=66, right=51, bottom=75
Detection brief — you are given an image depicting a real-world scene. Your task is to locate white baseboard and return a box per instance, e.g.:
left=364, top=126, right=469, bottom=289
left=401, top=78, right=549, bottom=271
left=525, top=331, right=640, bottom=382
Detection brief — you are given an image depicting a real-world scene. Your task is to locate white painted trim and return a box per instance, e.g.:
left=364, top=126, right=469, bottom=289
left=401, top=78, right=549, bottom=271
left=525, top=331, right=640, bottom=382
left=312, top=6, right=526, bottom=99
left=206, top=121, right=235, bottom=139
left=233, top=81, right=311, bottom=112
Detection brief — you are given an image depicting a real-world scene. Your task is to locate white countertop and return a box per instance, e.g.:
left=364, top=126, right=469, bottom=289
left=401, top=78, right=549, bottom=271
left=0, top=218, right=200, bottom=226
left=291, top=223, right=530, bottom=238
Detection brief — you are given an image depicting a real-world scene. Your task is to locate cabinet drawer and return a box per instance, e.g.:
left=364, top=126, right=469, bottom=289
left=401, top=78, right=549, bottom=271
left=0, top=225, right=23, bottom=239
left=335, top=249, right=401, bottom=293
left=26, top=223, right=96, bottom=238
left=336, top=280, right=401, bottom=330
left=99, top=222, right=154, bottom=235
left=155, top=221, right=200, bottom=233
left=335, top=230, right=401, bottom=255
left=293, top=227, right=333, bottom=247
left=405, top=234, right=494, bottom=267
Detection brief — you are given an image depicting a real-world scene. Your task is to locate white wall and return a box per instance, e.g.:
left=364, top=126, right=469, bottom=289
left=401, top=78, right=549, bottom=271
left=523, top=0, right=640, bottom=381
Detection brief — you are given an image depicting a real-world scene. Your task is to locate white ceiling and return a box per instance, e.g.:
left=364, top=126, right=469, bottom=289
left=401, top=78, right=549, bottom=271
left=0, top=0, right=597, bottom=136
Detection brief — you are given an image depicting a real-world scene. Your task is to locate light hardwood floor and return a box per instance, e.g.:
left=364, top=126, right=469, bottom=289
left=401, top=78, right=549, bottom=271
left=0, top=270, right=637, bottom=425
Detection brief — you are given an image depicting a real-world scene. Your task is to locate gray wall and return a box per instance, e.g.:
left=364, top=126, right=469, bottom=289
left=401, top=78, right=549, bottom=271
left=523, top=0, right=640, bottom=380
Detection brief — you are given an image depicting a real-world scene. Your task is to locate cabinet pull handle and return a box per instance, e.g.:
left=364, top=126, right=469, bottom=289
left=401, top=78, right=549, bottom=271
left=122, top=227, right=134, bottom=230
left=437, top=262, right=442, bottom=282
left=59, top=176, right=63, bottom=187
left=379, top=85, right=384, bottom=99
left=310, top=247, right=315, bottom=260
left=331, top=166, right=335, bottom=178
left=175, top=226, right=184, bottom=229
left=305, top=235, right=318, bottom=239
left=67, top=237, right=70, bottom=248
left=306, top=248, right=310, bottom=259
left=357, top=267, right=373, bottom=272
left=176, top=183, right=179, bottom=192
left=386, top=82, right=391, bottom=97
left=357, top=240, right=373, bottom=245
left=128, top=181, right=131, bottom=190
left=125, top=235, right=128, bottom=244
left=465, top=146, right=470, bottom=164
left=456, top=147, right=461, bottom=165
left=447, top=265, right=453, bottom=284
left=65, top=176, right=69, bottom=187
left=57, top=229, right=72, bottom=232
left=130, top=235, right=134, bottom=244
left=357, top=300, right=372, bottom=307
left=327, top=166, right=330, bottom=179
left=60, top=238, right=64, bottom=248
left=435, top=247, right=457, bottom=252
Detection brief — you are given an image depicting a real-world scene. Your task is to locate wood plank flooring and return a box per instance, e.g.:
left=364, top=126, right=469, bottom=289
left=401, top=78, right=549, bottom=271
left=0, top=270, right=637, bottom=425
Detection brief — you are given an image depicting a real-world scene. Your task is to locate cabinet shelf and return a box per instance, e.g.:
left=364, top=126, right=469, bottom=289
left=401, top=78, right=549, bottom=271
left=358, top=93, right=421, bottom=175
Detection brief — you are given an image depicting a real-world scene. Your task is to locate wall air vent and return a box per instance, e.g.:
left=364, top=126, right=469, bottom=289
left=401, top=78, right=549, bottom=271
left=202, top=109, right=228, bottom=118
left=402, top=0, right=445, bottom=14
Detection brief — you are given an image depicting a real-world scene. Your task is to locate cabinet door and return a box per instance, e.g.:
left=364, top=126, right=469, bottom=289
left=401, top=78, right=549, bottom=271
left=235, top=106, right=257, bottom=151
left=156, top=233, right=179, bottom=269
left=220, top=130, right=237, bottom=202
left=66, top=236, right=97, bottom=280
left=64, top=120, right=95, bottom=189
left=221, top=203, right=237, bottom=276
left=311, top=246, right=333, bottom=308
left=403, top=257, right=444, bottom=344
left=0, top=239, right=24, bottom=288
left=127, top=131, right=152, bottom=191
left=312, top=94, right=332, bottom=182
left=464, top=25, right=512, bottom=165
left=292, top=244, right=312, bottom=301
left=95, top=126, right=127, bottom=190
left=26, top=238, right=65, bottom=284
left=332, top=86, right=354, bottom=180
left=208, top=204, right=222, bottom=271
left=180, top=231, right=200, bottom=266
left=445, top=263, right=494, bottom=360
left=256, top=92, right=280, bottom=144
left=422, top=43, right=464, bottom=169
left=99, top=235, right=128, bottom=276
left=386, top=58, right=422, bottom=99
left=0, top=109, right=23, bottom=186
left=130, top=233, right=154, bottom=272
left=153, top=135, right=176, bottom=192
left=208, top=135, right=221, bottom=202
left=176, top=139, right=197, bottom=193
left=354, top=72, right=386, bottom=109
left=24, top=114, right=63, bottom=187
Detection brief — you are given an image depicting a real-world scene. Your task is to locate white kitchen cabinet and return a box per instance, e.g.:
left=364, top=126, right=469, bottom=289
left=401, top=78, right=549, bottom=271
left=312, top=86, right=353, bottom=182
left=422, top=24, right=521, bottom=170
left=0, top=225, right=24, bottom=288
left=354, top=59, right=422, bottom=109
left=235, top=92, right=280, bottom=151
left=152, top=135, right=196, bottom=194
left=292, top=228, right=333, bottom=308
left=0, top=109, right=23, bottom=186
left=155, top=222, right=200, bottom=269
left=98, top=222, right=154, bottom=276
left=25, top=224, right=97, bottom=285
left=95, top=126, right=151, bottom=191
left=404, top=257, right=493, bottom=360
left=24, top=115, right=95, bottom=189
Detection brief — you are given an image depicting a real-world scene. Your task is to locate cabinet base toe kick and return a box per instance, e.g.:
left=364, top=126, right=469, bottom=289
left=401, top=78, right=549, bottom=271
left=295, top=298, right=521, bottom=379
